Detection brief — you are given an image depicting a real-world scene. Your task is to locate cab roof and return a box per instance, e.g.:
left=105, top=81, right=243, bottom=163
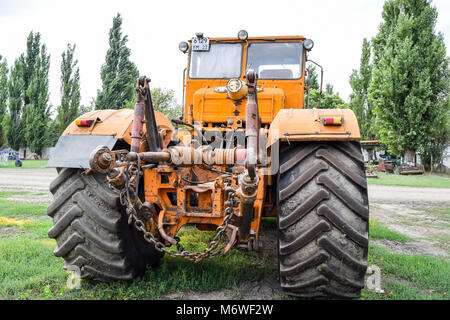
left=188, top=35, right=306, bottom=42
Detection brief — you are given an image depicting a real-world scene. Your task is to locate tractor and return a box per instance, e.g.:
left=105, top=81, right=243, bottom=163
left=47, top=31, right=369, bottom=298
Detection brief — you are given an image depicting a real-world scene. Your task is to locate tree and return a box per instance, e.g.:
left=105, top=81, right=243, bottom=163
left=123, top=87, right=182, bottom=120
left=152, top=87, right=182, bottom=120
left=304, top=63, right=347, bottom=109
left=56, top=43, right=80, bottom=136
left=307, top=87, right=347, bottom=109
left=95, top=13, right=139, bottom=110
left=369, top=0, right=449, bottom=164
left=7, top=59, right=25, bottom=151
left=0, top=56, right=8, bottom=146
left=18, top=31, right=45, bottom=152
left=24, top=43, right=51, bottom=155
left=325, top=83, right=334, bottom=95
left=305, top=64, right=319, bottom=90
left=21, top=32, right=41, bottom=107
left=349, top=38, right=376, bottom=140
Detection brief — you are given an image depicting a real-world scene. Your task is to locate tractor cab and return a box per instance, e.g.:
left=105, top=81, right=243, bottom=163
left=179, top=32, right=314, bottom=127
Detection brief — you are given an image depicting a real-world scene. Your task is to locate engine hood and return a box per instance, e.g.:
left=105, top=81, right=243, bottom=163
left=192, top=87, right=286, bottom=125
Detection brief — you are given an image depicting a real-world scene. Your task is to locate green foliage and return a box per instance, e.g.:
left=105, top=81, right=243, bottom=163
left=152, top=87, right=182, bottom=120
left=0, top=55, right=8, bottom=147
left=305, top=64, right=319, bottom=90
left=23, top=40, right=51, bottom=155
left=369, top=0, right=449, bottom=162
left=307, top=88, right=348, bottom=109
left=304, top=64, right=347, bottom=109
left=123, top=87, right=182, bottom=120
left=56, top=43, right=80, bottom=137
left=7, top=58, right=25, bottom=151
left=4, top=31, right=51, bottom=154
left=22, top=32, right=41, bottom=107
left=349, top=38, right=376, bottom=140
left=46, top=119, right=59, bottom=146
left=95, top=13, right=139, bottom=110
left=79, top=99, right=94, bottom=116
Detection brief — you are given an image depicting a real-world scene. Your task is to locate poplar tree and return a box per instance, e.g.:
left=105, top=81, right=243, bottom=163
left=24, top=43, right=51, bottom=155
left=369, top=0, right=449, bottom=164
left=56, top=43, right=80, bottom=136
left=95, top=13, right=139, bottom=109
left=22, top=32, right=41, bottom=106
left=6, top=59, right=25, bottom=151
left=349, top=38, right=376, bottom=140
left=0, top=56, right=8, bottom=146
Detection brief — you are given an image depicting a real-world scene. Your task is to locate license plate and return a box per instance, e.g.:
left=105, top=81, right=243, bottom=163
left=191, top=37, right=210, bottom=51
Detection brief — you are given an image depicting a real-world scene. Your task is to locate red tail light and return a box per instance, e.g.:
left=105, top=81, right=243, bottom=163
left=321, top=117, right=343, bottom=126
left=75, top=119, right=94, bottom=127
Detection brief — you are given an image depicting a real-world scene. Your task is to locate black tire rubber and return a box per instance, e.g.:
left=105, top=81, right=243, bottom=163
left=277, top=141, right=369, bottom=298
left=47, top=168, right=162, bottom=281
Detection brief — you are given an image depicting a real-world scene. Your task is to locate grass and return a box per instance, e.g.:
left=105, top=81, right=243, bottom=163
left=0, top=198, right=448, bottom=300
left=361, top=244, right=450, bottom=300
left=0, top=199, right=47, bottom=218
left=420, top=207, right=450, bottom=223
left=0, top=191, right=30, bottom=198
left=0, top=199, right=276, bottom=300
left=369, top=219, right=412, bottom=242
left=367, top=172, right=450, bottom=188
left=0, top=159, right=48, bottom=169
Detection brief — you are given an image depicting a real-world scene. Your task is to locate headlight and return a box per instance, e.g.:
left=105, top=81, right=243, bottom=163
left=303, top=39, right=314, bottom=51
left=238, top=30, right=248, bottom=41
left=226, top=78, right=248, bottom=100
left=179, top=41, right=189, bottom=53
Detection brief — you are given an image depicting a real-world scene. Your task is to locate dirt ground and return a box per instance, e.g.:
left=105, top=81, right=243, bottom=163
left=0, top=168, right=449, bottom=299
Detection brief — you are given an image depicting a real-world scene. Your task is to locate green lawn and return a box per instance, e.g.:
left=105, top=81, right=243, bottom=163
left=361, top=244, right=449, bottom=300
left=0, top=160, right=48, bottom=169
left=0, top=199, right=276, bottom=300
left=362, top=218, right=449, bottom=299
left=367, top=172, right=450, bottom=188
left=0, top=198, right=448, bottom=300
left=369, top=219, right=412, bottom=243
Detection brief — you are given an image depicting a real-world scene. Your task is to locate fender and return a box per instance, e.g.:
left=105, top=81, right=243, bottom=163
left=267, top=108, right=361, bottom=147
left=47, top=109, right=173, bottom=169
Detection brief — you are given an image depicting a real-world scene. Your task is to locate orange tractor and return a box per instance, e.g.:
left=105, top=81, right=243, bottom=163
left=47, top=31, right=369, bottom=298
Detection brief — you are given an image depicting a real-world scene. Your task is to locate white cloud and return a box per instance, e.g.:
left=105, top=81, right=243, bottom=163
left=0, top=0, right=448, bottom=112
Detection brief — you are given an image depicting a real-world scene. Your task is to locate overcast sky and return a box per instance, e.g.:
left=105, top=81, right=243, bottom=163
left=0, top=0, right=449, bottom=112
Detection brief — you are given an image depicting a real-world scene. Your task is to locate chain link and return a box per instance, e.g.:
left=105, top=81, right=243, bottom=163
left=118, top=176, right=237, bottom=263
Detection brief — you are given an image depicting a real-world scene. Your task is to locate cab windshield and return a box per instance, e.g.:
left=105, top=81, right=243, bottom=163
left=189, top=43, right=242, bottom=79
left=246, top=42, right=303, bottom=79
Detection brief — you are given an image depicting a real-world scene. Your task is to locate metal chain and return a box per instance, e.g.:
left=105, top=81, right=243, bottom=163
left=118, top=175, right=238, bottom=263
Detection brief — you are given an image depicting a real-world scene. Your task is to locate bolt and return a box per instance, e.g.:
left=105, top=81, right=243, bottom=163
left=101, top=153, right=111, bottom=162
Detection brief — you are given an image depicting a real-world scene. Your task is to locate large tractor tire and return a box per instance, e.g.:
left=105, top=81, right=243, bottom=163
left=277, top=141, right=369, bottom=298
left=47, top=168, right=162, bottom=281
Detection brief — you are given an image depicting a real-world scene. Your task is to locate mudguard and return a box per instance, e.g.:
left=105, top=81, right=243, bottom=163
left=267, top=108, right=361, bottom=146
left=47, top=135, right=117, bottom=169
left=47, top=109, right=174, bottom=169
